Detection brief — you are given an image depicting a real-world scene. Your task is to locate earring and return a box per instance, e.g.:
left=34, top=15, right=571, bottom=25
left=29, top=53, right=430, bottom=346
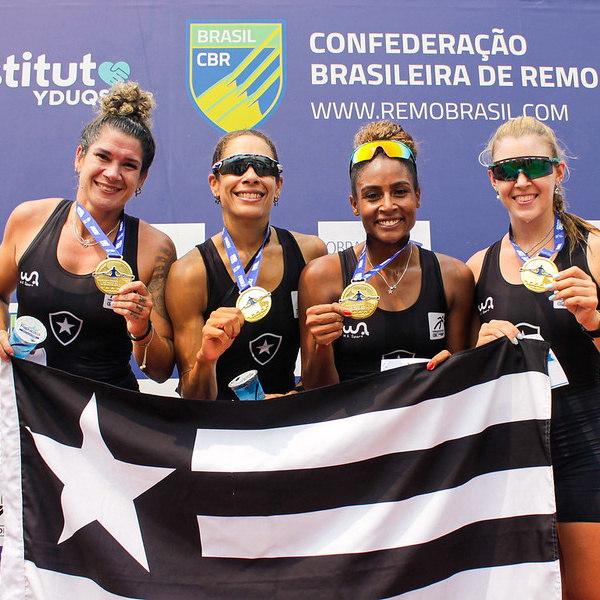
left=135, top=187, right=142, bottom=197
left=494, top=188, right=500, bottom=200
left=274, top=196, right=279, bottom=207
left=214, top=195, right=221, bottom=205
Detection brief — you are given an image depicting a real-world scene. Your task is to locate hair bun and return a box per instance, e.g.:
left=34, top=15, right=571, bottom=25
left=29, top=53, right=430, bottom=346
left=100, top=81, right=155, bottom=127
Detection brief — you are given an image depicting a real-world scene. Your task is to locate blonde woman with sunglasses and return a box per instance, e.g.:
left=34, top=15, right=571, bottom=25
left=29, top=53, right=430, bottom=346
left=468, top=117, right=600, bottom=600
left=298, top=120, right=474, bottom=390
left=166, top=130, right=326, bottom=400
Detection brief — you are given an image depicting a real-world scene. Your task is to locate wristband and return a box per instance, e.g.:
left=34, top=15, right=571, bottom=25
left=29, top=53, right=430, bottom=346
left=128, top=319, right=153, bottom=341
left=582, top=313, right=600, bottom=338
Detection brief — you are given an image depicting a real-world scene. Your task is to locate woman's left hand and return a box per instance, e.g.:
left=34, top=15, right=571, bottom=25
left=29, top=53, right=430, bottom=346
left=546, top=266, right=600, bottom=331
left=111, top=280, right=154, bottom=338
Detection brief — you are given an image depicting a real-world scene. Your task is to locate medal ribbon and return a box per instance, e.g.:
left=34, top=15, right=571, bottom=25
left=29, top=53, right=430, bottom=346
left=352, top=239, right=417, bottom=282
left=509, top=215, right=565, bottom=263
left=75, top=202, right=125, bottom=257
left=222, top=225, right=271, bottom=292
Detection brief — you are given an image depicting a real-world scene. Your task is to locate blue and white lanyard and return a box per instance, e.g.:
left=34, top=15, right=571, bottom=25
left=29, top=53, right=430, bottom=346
left=222, top=225, right=270, bottom=292
left=352, top=239, right=415, bottom=282
left=75, top=202, right=125, bottom=257
left=508, top=215, right=564, bottom=262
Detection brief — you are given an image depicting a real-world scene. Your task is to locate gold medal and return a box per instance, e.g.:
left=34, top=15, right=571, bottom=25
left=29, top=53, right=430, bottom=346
left=236, top=286, right=272, bottom=322
left=93, top=257, right=135, bottom=294
left=520, top=257, right=559, bottom=293
left=339, top=281, right=380, bottom=319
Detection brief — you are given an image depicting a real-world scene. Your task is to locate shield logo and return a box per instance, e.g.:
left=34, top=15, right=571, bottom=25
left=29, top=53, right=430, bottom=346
left=49, top=311, right=83, bottom=346
left=187, top=22, right=286, bottom=132
left=249, top=333, right=282, bottom=366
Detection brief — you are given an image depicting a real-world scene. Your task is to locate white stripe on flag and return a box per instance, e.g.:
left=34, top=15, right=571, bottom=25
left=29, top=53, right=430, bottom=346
left=382, top=561, right=561, bottom=599
left=192, top=371, right=549, bottom=472
left=0, top=361, right=26, bottom=596
left=197, top=466, right=555, bottom=558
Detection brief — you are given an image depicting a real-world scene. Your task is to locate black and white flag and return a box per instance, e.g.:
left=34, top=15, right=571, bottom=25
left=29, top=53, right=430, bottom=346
left=0, top=338, right=560, bottom=599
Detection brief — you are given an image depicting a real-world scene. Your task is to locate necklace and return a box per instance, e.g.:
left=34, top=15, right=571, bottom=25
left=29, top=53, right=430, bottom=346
left=514, top=224, right=554, bottom=258
left=367, top=243, right=413, bottom=294
left=72, top=215, right=121, bottom=248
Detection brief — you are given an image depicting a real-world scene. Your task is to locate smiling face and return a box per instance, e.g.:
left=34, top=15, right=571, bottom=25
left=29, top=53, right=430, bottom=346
left=75, top=126, right=146, bottom=217
left=489, top=134, right=565, bottom=226
left=350, top=154, right=420, bottom=246
left=208, top=134, right=282, bottom=223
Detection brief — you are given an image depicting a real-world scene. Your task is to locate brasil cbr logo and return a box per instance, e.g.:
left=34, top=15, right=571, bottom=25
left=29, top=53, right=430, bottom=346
left=187, top=22, right=286, bottom=132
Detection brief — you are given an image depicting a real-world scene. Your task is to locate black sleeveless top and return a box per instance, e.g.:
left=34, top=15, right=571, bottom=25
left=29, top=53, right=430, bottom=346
left=17, top=199, right=140, bottom=390
left=475, top=232, right=600, bottom=395
left=334, top=245, right=448, bottom=381
left=197, top=227, right=306, bottom=399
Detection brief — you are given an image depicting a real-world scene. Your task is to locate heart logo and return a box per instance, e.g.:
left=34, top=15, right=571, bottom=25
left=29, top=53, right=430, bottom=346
left=98, top=61, right=131, bottom=85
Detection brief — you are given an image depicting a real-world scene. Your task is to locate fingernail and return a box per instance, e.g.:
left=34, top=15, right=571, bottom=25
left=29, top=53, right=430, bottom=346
left=517, top=332, right=524, bottom=340
left=548, top=293, right=556, bottom=301
left=426, top=361, right=434, bottom=371
left=512, top=337, right=519, bottom=345
left=544, top=283, right=554, bottom=290
left=343, top=310, right=352, bottom=316
left=553, top=273, right=561, bottom=280
left=555, top=298, right=565, bottom=307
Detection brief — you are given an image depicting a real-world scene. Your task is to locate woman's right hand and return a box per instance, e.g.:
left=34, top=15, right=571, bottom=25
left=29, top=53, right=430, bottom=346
left=0, top=328, right=14, bottom=361
left=197, top=306, right=245, bottom=363
left=305, top=303, right=351, bottom=346
left=476, top=319, right=523, bottom=347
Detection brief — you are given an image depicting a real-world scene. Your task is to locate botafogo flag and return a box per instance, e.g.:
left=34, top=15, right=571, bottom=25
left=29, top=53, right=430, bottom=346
left=0, top=338, right=561, bottom=599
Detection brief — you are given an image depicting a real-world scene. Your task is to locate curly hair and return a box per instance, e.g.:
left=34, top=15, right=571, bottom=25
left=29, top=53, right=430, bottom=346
left=78, top=81, right=156, bottom=175
left=484, top=116, right=595, bottom=250
left=350, top=120, right=419, bottom=195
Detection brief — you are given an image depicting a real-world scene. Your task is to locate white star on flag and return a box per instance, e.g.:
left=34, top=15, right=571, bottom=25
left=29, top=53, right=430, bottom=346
left=27, top=393, right=175, bottom=571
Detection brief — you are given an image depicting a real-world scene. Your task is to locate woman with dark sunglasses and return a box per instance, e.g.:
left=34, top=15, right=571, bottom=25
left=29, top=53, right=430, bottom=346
left=298, top=120, right=474, bottom=390
left=166, top=129, right=326, bottom=400
left=468, top=116, right=600, bottom=600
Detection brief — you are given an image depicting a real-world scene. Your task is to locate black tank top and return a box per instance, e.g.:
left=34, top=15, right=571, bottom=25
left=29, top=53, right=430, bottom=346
left=17, top=199, right=140, bottom=390
left=475, top=232, right=600, bottom=395
left=334, top=245, right=448, bottom=381
left=198, top=227, right=306, bottom=399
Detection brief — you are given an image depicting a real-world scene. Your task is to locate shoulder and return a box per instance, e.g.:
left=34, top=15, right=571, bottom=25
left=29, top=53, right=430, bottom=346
left=136, top=220, right=177, bottom=259
left=434, top=251, right=475, bottom=287
left=287, top=230, right=328, bottom=263
left=168, top=245, right=205, bottom=286
left=6, top=198, right=64, bottom=230
left=301, top=251, right=340, bottom=282
left=466, top=246, right=491, bottom=283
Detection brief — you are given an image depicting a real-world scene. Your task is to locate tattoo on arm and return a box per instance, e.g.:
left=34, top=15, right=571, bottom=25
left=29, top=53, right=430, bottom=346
left=148, top=242, right=175, bottom=320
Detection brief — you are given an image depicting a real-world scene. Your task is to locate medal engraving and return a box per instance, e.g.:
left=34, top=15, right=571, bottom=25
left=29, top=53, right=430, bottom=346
left=520, top=257, right=559, bottom=293
left=93, top=257, right=135, bottom=294
left=339, top=282, right=380, bottom=319
left=236, top=286, right=272, bottom=322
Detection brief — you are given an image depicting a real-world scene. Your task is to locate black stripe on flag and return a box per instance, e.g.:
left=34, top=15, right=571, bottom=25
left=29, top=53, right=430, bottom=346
left=0, top=338, right=560, bottom=599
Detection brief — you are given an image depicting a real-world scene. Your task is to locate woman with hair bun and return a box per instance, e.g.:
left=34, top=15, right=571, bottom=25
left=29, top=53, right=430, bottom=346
left=299, top=120, right=474, bottom=389
left=0, top=81, right=176, bottom=389
left=469, top=116, right=600, bottom=599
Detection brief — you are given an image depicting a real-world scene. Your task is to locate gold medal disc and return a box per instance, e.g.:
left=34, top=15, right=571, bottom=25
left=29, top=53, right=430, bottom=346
left=520, top=257, right=559, bottom=293
left=236, top=286, right=272, bottom=322
left=339, top=281, right=380, bottom=319
left=93, top=257, right=135, bottom=295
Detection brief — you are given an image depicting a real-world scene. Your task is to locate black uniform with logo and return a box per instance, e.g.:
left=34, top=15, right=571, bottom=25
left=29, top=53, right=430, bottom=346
left=17, top=199, right=140, bottom=390
left=198, top=227, right=305, bottom=400
left=475, top=233, right=600, bottom=521
left=334, top=245, right=448, bottom=382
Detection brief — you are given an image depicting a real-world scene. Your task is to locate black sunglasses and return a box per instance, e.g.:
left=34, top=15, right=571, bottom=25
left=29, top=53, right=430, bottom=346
left=489, top=156, right=559, bottom=182
left=212, top=154, right=283, bottom=178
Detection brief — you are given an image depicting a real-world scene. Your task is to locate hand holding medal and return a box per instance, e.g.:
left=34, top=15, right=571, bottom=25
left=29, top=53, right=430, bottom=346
left=338, top=240, right=412, bottom=319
